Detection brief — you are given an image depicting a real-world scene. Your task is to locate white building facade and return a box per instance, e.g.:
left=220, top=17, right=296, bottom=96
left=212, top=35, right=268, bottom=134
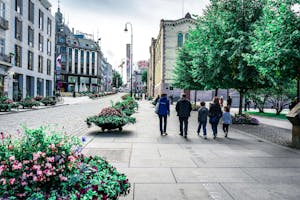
left=6, top=0, right=55, bottom=100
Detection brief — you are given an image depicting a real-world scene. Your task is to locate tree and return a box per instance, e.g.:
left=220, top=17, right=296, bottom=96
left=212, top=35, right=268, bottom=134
left=247, top=0, right=300, bottom=95
left=112, top=70, right=123, bottom=88
left=142, top=71, right=147, bottom=85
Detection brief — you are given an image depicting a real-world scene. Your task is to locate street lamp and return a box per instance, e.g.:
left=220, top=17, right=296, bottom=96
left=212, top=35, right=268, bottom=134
left=124, top=22, right=133, bottom=97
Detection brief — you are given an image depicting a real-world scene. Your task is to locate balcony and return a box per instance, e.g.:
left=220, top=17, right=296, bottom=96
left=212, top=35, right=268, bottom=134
left=0, top=54, right=12, bottom=70
left=0, top=16, right=9, bottom=30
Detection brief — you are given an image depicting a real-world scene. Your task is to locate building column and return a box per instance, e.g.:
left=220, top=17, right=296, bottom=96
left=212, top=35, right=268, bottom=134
left=83, top=50, right=87, bottom=74
left=72, top=48, right=75, bottom=73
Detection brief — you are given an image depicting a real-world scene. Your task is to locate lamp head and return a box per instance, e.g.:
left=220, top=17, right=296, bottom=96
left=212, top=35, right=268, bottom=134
left=124, top=24, right=128, bottom=32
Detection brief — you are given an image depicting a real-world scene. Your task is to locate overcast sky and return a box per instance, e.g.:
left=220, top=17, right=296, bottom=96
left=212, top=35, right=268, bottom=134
left=49, top=0, right=210, bottom=69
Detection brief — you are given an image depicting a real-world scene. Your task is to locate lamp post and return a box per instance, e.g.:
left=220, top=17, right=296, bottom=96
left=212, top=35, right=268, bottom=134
left=124, top=22, right=133, bottom=97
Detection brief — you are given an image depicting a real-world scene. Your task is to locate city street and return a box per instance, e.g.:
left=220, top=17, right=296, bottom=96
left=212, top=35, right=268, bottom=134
left=1, top=94, right=300, bottom=199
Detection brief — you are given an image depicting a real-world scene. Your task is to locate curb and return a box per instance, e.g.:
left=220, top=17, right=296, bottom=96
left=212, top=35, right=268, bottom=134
left=0, top=103, right=69, bottom=115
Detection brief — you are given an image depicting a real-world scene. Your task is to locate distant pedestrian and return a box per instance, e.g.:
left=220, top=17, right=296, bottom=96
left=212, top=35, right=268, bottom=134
left=157, top=94, right=170, bottom=136
left=176, top=93, right=192, bottom=139
left=208, top=97, right=222, bottom=139
left=222, top=106, right=232, bottom=138
left=289, top=97, right=299, bottom=110
left=197, top=101, right=208, bottom=139
left=227, top=95, right=232, bottom=109
left=219, top=96, right=224, bottom=107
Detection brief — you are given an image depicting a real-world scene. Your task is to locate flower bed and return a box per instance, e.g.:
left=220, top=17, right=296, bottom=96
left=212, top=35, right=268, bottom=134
left=0, top=97, right=19, bottom=112
left=0, top=127, right=130, bottom=199
left=19, top=97, right=40, bottom=108
left=41, top=97, right=57, bottom=106
left=192, top=104, right=201, bottom=111
left=87, top=107, right=136, bottom=131
left=232, top=113, right=259, bottom=125
left=113, top=96, right=138, bottom=116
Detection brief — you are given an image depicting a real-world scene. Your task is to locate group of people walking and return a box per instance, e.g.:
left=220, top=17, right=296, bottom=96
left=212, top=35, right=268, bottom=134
left=155, top=93, right=232, bottom=139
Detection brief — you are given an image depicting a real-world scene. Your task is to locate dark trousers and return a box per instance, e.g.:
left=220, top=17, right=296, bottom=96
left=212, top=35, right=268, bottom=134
left=197, top=121, right=207, bottom=136
left=159, top=115, right=167, bottom=133
left=179, top=117, right=189, bottom=135
left=223, top=124, right=229, bottom=133
left=211, top=123, right=218, bottom=135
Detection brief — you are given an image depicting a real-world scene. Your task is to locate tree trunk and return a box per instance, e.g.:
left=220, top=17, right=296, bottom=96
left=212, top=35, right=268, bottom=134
left=215, top=88, right=219, bottom=97
left=194, top=90, right=197, bottom=106
left=239, top=91, right=244, bottom=115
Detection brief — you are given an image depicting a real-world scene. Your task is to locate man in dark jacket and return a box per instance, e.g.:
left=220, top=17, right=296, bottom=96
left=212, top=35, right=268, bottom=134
left=157, top=93, right=170, bottom=136
left=175, top=93, right=192, bottom=138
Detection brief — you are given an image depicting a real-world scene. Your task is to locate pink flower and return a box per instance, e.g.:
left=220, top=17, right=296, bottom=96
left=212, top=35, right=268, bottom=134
left=49, top=143, right=55, bottom=150
left=32, top=165, right=41, bottom=170
left=37, top=170, right=43, bottom=176
left=33, top=153, right=40, bottom=161
left=44, top=169, right=52, bottom=176
left=9, top=178, right=16, bottom=185
left=9, top=156, right=15, bottom=162
left=46, top=157, right=55, bottom=163
left=59, top=174, right=67, bottom=181
left=68, top=155, right=76, bottom=163
left=0, top=165, right=6, bottom=175
left=23, top=160, right=30, bottom=165
left=12, top=162, right=22, bottom=170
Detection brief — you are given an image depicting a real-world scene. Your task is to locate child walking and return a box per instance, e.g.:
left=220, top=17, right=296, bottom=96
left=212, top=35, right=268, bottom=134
left=197, top=102, right=208, bottom=139
left=222, top=106, right=232, bottom=137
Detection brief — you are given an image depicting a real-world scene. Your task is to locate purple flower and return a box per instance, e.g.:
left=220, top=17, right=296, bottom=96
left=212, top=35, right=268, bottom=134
left=82, top=136, right=87, bottom=143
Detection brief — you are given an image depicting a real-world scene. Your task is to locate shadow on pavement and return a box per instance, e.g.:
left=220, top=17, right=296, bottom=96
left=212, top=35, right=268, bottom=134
left=87, top=130, right=134, bottom=138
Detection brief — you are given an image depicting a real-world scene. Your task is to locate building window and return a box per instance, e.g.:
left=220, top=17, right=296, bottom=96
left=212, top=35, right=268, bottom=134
left=0, top=38, right=5, bottom=56
left=0, top=2, right=5, bottom=18
left=185, top=33, right=189, bottom=41
left=47, top=59, right=51, bottom=75
left=75, top=49, right=78, bottom=74
left=28, top=0, right=34, bottom=23
left=86, top=51, right=90, bottom=75
left=15, top=45, right=22, bottom=67
left=68, top=48, right=72, bottom=73
left=28, top=26, right=34, bottom=47
left=177, top=33, right=183, bottom=47
left=28, top=51, right=33, bottom=70
left=15, top=0, right=22, bottom=15
left=38, top=55, right=43, bottom=73
left=92, top=52, right=95, bottom=75
left=47, top=18, right=52, bottom=36
left=38, top=34, right=43, bottom=52
left=47, top=39, right=51, bottom=56
left=80, top=50, right=84, bottom=74
left=15, top=18, right=22, bottom=41
left=39, top=10, right=44, bottom=30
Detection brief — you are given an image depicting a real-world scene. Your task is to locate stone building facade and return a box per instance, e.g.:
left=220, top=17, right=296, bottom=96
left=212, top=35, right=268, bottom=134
left=148, top=13, right=196, bottom=98
left=5, top=0, right=55, bottom=100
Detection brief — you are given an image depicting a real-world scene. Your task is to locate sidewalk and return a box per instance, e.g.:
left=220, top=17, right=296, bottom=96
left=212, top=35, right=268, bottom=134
left=83, top=100, right=300, bottom=200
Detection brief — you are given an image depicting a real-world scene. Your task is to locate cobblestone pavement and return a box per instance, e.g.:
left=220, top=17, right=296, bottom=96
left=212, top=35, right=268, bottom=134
left=0, top=93, right=124, bottom=136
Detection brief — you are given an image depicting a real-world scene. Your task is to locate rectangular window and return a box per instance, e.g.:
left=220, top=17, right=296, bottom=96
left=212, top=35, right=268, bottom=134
left=47, top=18, right=52, bottom=36
left=15, top=45, right=22, bottom=67
left=15, top=18, right=22, bottom=41
left=47, top=39, right=51, bottom=55
left=28, top=51, right=33, bottom=70
left=86, top=51, right=90, bottom=75
left=92, top=52, right=95, bottom=75
left=68, top=48, right=72, bottom=72
left=75, top=49, right=78, bottom=74
left=38, top=55, right=43, bottom=73
left=28, top=26, right=34, bottom=47
left=15, top=0, right=22, bottom=15
left=0, top=38, right=5, bottom=56
left=38, top=34, right=43, bottom=52
left=47, top=59, right=51, bottom=75
left=0, top=2, right=5, bottom=18
left=80, top=50, right=84, bottom=74
left=39, top=10, right=44, bottom=30
left=28, top=0, right=34, bottom=23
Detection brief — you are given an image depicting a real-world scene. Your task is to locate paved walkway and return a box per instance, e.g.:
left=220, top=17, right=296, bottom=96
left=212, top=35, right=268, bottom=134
left=82, top=100, right=300, bottom=200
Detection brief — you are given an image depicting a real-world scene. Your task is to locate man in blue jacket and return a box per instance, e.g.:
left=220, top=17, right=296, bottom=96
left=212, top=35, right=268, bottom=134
left=157, top=93, right=170, bottom=136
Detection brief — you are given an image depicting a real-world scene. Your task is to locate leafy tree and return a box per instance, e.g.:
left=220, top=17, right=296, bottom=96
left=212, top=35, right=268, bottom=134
left=248, top=0, right=300, bottom=90
left=112, top=70, right=123, bottom=88
left=142, top=71, right=147, bottom=85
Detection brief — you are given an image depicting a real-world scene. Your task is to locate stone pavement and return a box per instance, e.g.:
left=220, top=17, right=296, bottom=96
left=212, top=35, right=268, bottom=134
left=82, top=100, right=300, bottom=200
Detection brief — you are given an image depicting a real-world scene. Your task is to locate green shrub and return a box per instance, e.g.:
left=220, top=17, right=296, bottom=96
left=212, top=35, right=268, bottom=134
left=41, top=97, right=57, bottom=106
left=0, top=126, right=130, bottom=199
left=19, top=97, right=40, bottom=108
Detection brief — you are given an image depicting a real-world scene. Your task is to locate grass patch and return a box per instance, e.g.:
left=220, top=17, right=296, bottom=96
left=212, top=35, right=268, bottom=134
left=244, top=111, right=288, bottom=120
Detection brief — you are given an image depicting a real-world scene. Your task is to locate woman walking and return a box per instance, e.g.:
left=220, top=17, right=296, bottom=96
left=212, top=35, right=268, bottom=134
left=208, top=97, right=222, bottom=139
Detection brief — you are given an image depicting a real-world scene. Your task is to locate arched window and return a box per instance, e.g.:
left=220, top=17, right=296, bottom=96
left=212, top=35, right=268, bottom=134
left=177, top=33, right=183, bottom=47
left=185, top=33, right=190, bottom=41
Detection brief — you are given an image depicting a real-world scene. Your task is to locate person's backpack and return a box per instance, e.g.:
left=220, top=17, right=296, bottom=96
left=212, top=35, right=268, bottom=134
left=155, top=102, right=160, bottom=114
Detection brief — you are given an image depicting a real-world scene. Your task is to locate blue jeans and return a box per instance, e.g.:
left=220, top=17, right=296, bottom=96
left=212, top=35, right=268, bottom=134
left=197, top=121, right=207, bottom=136
left=159, top=115, right=167, bottom=133
left=211, top=123, right=218, bottom=135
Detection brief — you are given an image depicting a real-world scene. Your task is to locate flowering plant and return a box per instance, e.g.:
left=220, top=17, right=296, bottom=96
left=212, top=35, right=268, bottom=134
left=19, top=97, right=40, bottom=108
left=0, top=97, right=19, bottom=112
left=34, top=96, right=44, bottom=101
left=232, top=113, right=259, bottom=125
left=0, top=127, right=130, bottom=199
